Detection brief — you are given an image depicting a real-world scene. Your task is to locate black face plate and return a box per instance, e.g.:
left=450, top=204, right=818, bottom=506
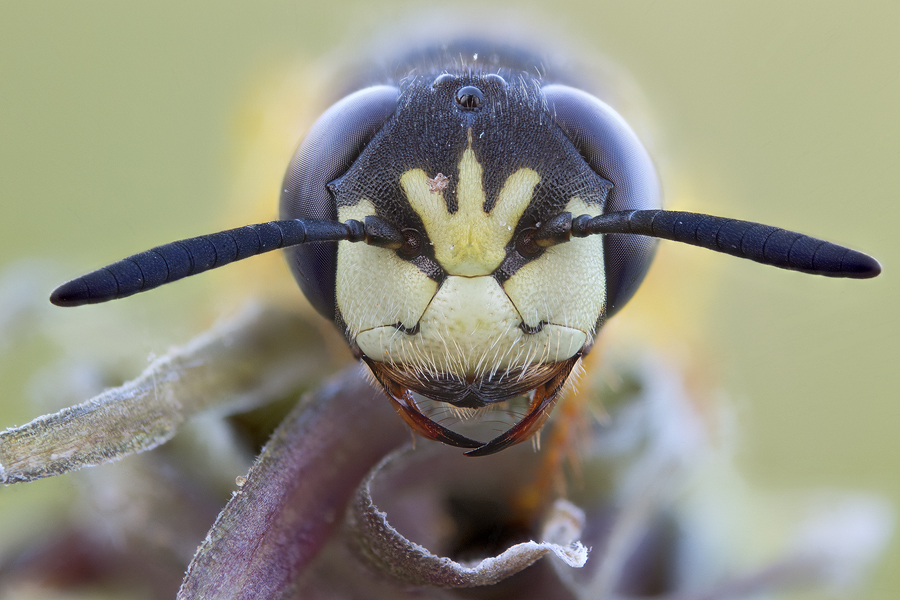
left=329, top=71, right=613, bottom=283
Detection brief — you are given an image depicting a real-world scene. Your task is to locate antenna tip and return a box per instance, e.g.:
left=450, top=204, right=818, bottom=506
left=843, top=250, right=882, bottom=279
left=49, top=278, right=91, bottom=307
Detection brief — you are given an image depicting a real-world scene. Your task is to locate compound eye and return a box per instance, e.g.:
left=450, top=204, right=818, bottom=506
left=543, top=84, right=661, bottom=317
left=279, top=85, right=399, bottom=321
left=456, top=85, right=483, bottom=109
left=398, top=228, right=424, bottom=260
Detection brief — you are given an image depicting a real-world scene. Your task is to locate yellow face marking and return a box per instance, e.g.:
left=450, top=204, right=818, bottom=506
left=401, top=137, right=540, bottom=276
left=338, top=158, right=600, bottom=383
left=354, top=275, right=587, bottom=377
left=336, top=199, right=438, bottom=337
left=502, top=197, right=606, bottom=334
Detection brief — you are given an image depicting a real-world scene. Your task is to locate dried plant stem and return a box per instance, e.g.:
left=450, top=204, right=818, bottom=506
left=1, top=304, right=335, bottom=484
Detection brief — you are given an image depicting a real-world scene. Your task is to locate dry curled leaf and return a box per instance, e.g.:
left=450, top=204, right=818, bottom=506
left=347, top=446, right=588, bottom=588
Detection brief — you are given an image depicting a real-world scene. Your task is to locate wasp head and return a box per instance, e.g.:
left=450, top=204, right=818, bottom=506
left=308, top=67, right=636, bottom=455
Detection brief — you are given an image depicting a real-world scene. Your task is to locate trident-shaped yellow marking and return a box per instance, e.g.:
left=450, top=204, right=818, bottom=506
left=401, top=136, right=540, bottom=276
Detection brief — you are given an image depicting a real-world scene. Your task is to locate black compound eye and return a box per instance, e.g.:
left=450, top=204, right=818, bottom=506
left=398, top=228, right=424, bottom=259
left=456, top=85, right=483, bottom=110
left=543, top=84, right=661, bottom=318
left=279, top=85, right=399, bottom=321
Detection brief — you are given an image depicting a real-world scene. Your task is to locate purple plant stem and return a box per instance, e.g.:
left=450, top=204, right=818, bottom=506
left=178, top=365, right=408, bottom=600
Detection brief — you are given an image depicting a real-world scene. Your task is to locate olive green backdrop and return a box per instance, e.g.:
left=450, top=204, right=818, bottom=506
left=1, top=2, right=897, bottom=599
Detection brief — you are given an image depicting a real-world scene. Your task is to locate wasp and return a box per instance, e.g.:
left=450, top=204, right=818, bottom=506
left=48, top=40, right=880, bottom=457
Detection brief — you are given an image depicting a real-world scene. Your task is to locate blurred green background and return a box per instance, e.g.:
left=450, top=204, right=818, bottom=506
left=1, top=1, right=897, bottom=598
